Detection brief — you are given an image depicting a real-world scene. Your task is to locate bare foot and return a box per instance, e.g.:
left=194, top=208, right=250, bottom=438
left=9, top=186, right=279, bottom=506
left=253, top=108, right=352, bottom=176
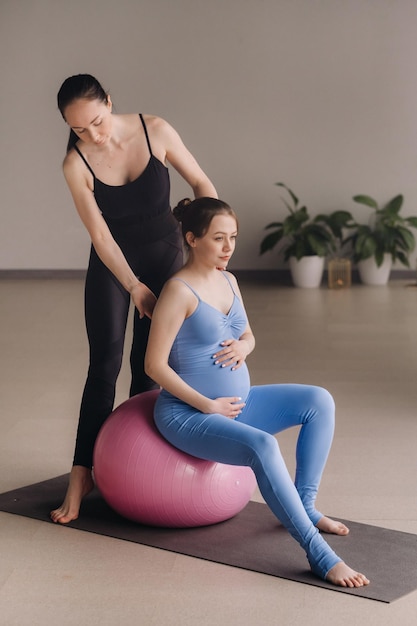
left=316, top=515, right=349, bottom=535
left=326, top=561, right=370, bottom=587
left=50, top=465, right=94, bottom=524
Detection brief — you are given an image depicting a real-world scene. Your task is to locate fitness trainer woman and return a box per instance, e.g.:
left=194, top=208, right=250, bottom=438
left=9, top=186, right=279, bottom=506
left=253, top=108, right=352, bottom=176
left=51, top=74, right=217, bottom=524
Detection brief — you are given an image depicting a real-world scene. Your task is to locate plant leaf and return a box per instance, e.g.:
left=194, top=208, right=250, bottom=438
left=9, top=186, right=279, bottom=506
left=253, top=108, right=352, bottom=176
left=354, top=231, right=377, bottom=260
left=396, top=226, right=415, bottom=252
left=264, top=221, right=283, bottom=230
left=259, top=230, right=284, bottom=254
left=405, top=216, right=417, bottom=228
left=375, top=249, right=385, bottom=266
left=396, top=251, right=410, bottom=267
left=275, top=182, right=298, bottom=208
left=353, top=195, right=379, bottom=209
left=383, top=194, right=403, bottom=216
left=317, top=210, right=355, bottom=240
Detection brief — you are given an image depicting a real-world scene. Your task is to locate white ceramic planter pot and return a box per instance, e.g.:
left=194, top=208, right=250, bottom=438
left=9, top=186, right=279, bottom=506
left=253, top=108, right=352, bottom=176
left=357, top=254, right=392, bottom=286
left=289, top=256, right=325, bottom=288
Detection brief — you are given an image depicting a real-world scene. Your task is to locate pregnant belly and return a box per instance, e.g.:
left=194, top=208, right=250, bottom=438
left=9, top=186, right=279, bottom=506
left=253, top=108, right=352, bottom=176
left=182, top=362, right=251, bottom=401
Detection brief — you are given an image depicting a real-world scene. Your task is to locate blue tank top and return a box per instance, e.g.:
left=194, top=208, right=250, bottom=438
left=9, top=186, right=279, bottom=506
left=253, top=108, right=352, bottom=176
left=74, top=114, right=178, bottom=244
left=160, top=273, right=251, bottom=402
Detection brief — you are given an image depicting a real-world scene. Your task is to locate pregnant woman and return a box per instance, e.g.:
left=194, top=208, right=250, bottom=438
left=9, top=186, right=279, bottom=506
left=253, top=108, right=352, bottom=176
left=145, top=196, right=370, bottom=588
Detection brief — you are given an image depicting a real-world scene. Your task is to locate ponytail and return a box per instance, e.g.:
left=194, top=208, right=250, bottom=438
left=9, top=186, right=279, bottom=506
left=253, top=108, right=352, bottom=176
left=66, top=129, right=79, bottom=153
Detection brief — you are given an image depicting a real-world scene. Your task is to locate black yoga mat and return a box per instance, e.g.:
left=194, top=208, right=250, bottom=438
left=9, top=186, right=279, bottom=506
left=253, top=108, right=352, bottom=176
left=0, top=474, right=416, bottom=603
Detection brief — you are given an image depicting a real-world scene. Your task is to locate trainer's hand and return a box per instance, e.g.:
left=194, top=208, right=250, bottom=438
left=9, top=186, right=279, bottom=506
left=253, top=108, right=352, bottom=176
left=209, top=396, right=245, bottom=419
left=130, top=282, right=157, bottom=319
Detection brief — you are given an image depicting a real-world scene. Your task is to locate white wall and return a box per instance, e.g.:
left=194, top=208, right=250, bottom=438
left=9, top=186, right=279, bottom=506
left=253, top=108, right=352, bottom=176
left=1, top=0, right=417, bottom=271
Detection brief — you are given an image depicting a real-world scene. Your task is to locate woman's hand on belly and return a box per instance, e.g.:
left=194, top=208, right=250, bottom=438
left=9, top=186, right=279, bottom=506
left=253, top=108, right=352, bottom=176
left=212, top=338, right=252, bottom=371
left=208, top=396, right=246, bottom=419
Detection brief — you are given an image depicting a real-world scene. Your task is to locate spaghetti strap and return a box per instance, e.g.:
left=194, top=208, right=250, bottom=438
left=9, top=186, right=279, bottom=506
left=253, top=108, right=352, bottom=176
left=169, top=277, right=201, bottom=301
left=74, top=145, right=95, bottom=178
left=220, top=270, right=237, bottom=295
left=170, top=273, right=236, bottom=301
left=139, top=113, right=153, bottom=157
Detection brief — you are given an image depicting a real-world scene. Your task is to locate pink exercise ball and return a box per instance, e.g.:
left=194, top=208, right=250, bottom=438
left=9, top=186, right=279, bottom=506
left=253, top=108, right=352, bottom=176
left=93, top=390, right=256, bottom=527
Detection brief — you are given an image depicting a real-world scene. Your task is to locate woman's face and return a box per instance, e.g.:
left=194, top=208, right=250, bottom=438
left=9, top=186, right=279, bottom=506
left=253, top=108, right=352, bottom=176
left=63, top=97, right=113, bottom=147
left=189, top=213, right=238, bottom=270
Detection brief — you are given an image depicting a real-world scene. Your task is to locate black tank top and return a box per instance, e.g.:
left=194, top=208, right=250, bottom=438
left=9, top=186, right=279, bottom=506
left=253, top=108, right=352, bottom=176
left=74, top=114, right=178, bottom=245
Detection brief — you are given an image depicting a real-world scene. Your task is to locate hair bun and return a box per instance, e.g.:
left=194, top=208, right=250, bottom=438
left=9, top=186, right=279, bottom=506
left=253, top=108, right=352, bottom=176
left=173, top=198, right=192, bottom=222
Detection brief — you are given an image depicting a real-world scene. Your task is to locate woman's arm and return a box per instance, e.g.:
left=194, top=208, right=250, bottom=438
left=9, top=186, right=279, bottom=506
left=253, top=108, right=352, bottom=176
left=145, top=280, right=245, bottom=418
left=63, top=151, right=156, bottom=318
left=145, top=116, right=218, bottom=199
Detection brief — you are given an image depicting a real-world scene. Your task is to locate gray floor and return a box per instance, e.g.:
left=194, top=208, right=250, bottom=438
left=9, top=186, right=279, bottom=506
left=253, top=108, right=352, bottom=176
left=1, top=276, right=417, bottom=625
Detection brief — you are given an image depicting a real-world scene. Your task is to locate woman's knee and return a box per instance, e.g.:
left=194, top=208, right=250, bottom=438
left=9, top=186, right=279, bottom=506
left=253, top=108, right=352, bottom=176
left=318, top=387, right=335, bottom=419
left=314, top=387, right=335, bottom=412
left=88, top=350, right=123, bottom=383
left=251, top=430, right=280, bottom=464
left=309, top=386, right=335, bottom=428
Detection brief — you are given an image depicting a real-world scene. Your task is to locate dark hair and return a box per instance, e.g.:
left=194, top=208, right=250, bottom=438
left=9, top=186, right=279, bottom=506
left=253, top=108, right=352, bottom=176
left=57, top=74, right=108, bottom=152
left=173, top=197, right=238, bottom=248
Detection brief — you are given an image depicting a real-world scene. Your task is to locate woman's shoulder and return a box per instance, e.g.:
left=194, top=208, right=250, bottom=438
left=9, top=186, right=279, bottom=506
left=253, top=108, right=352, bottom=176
left=62, top=146, right=78, bottom=168
left=222, top=270, right=238, bottom=287
left=156, top=273, right=199, bottom=319
left=163, top=273, right=194, bottom=294
left=141, top=113, right=168, bottom=128
left=141, top=114, right=178, bottom=141
left=62, top=147, right=87, bottom=181
left=221, top=270, right=245, bottom=301
left=162, top=272, right=201, bottom=301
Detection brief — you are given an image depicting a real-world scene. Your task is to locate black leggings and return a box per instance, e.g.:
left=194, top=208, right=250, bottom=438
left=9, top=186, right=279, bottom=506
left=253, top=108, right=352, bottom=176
left=73, top=228, right=183, bottom=468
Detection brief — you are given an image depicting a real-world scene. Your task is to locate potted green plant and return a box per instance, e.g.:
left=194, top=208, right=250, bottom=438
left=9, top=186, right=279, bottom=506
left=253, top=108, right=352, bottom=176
left=260, top=182, right=354, bottom=287
left=344, top=194, right=417, bottom=285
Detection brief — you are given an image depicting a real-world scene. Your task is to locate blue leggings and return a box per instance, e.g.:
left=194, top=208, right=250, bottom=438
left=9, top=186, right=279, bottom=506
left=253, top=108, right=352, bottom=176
left=154, top=384, right=342, bottom=579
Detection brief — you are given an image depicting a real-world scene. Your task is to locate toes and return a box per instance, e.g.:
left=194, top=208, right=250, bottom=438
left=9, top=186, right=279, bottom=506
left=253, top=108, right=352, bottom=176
left=316, top=517, right=350, bottom=535
left=325, top=563, right=370, bottom=588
